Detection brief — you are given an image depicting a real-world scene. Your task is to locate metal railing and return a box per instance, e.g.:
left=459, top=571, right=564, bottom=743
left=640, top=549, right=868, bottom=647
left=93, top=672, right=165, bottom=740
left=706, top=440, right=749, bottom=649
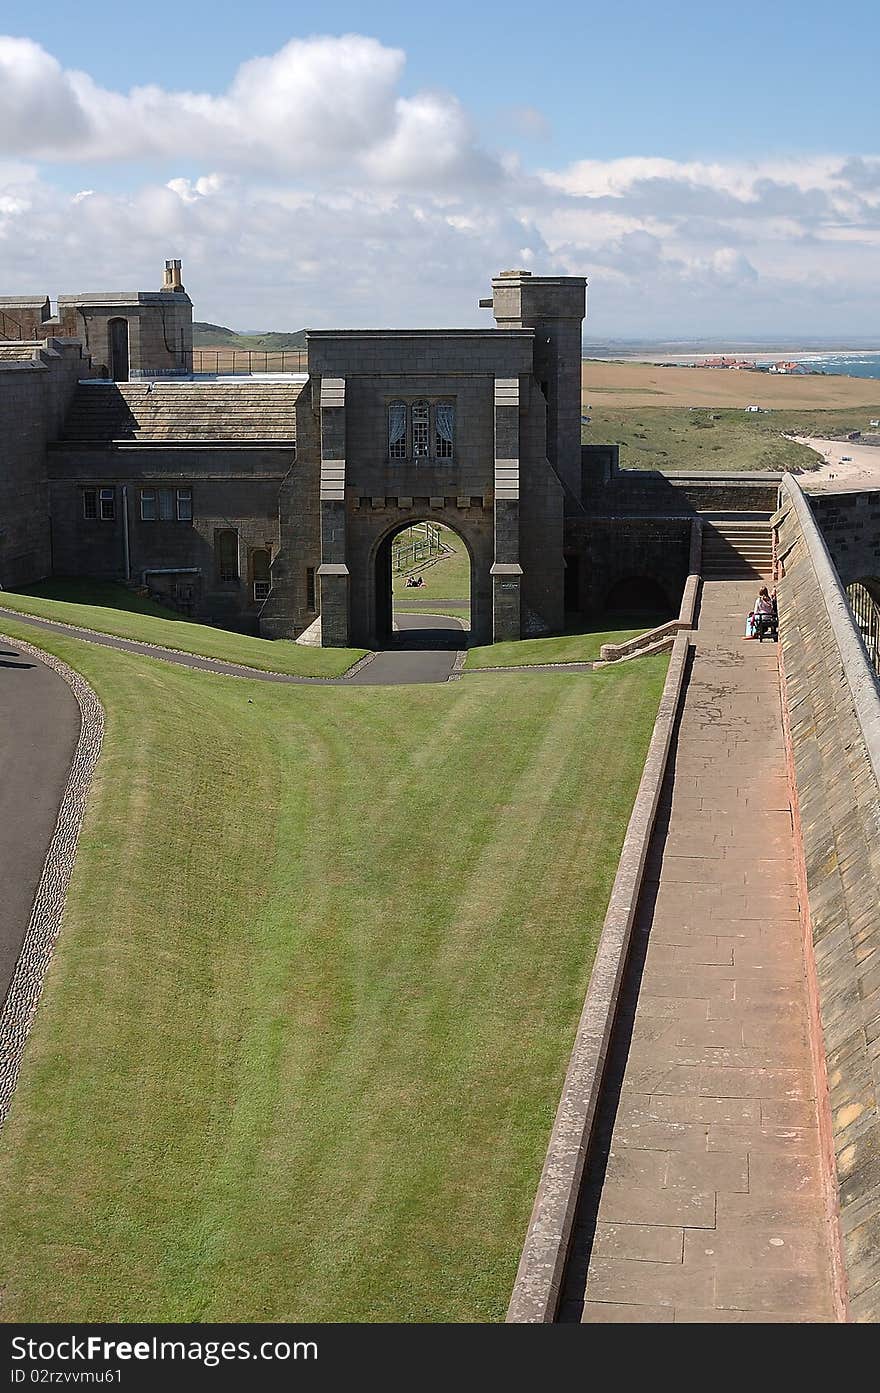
left=192, top=348, right=308, bottom=375
left=846, top=581, right=880, bottom=677
left=392, top=523, right=445, bottom=575
left=0, top=310, right=25, bottom=340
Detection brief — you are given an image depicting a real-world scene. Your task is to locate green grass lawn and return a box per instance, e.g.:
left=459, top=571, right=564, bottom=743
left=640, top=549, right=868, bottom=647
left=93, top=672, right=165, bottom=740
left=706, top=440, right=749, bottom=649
left=466, top=612, right=670, bottom=669
left=393, top=526, right=470, bottom=616
left=0, top=615, right=667, bottom=1322
left=584, top=405, right=880, bottom=472
left=0, top=579, right=364, bottom=678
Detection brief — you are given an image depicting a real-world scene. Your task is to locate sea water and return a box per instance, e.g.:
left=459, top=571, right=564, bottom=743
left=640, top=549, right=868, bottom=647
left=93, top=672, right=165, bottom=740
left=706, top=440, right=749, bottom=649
left=791, top=352, right=880, bottom=380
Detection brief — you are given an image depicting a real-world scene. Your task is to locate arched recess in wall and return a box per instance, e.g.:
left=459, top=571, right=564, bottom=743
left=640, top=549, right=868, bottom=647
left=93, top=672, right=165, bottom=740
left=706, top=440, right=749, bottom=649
left=108, top=318, right=130, bottom=382
left=845, top=578, right=880, bottom=676
left=251, top=548, right=271, bottom=602
left=215, top=528, right=239, bottom=585
left=603, top=574, right=672, bottom=616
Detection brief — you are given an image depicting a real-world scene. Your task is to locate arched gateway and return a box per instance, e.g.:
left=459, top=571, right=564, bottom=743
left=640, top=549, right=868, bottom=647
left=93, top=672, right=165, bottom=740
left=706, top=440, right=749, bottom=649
left=259, top=273, right=588, bottom=649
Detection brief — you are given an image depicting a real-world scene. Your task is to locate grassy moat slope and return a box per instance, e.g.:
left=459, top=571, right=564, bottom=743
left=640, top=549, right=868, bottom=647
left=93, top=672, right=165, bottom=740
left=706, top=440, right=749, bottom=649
left=0, top=617, right=666, bottom=1322
left=0, top=580, right=363, bottom=678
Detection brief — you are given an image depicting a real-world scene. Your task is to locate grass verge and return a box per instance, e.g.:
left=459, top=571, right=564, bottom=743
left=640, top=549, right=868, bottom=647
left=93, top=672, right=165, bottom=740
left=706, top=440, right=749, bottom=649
left=0, top=616, right=666, bottom=1322
left=0, top=580, right=364, bottom=678
left=466, top=613, right=669, bottom=669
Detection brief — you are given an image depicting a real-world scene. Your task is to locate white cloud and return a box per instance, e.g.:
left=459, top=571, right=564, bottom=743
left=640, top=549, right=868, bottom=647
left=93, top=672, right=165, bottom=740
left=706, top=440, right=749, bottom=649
left=0, top=33, right=493, bottom=184
left=0, top=33, right=879, bottom=334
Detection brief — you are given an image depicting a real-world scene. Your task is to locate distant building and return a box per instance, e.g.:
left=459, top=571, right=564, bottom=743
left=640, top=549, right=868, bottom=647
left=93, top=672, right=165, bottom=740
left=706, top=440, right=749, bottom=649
left=769, top=360, right=808, bottom=375
left=696, top=356, right=756, bottom=370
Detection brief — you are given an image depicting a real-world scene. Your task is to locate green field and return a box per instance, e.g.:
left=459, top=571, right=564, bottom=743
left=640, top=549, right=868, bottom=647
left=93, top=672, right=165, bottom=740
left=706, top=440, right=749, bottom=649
left=466, top=613, right=670, bottom=669
left=393, top=525, right=471, bottom=618
left=584, top=405, right=880, bottom=472
left=0, top=580, right=363, bottom=678
left=0, top=615, right=666, bottom=1322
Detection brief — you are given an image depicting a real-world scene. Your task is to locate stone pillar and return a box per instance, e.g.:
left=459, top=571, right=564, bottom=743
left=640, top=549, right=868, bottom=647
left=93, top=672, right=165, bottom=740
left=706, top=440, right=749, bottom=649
left=489, top=271, right=587, bottom=502
left=492, top=376, right=523, bottom=642
left=318, top=376, right=350, bottom=646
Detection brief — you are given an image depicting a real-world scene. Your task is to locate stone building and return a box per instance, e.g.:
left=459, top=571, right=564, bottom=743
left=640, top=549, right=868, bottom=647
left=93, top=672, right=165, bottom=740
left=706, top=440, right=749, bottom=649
left=2, top=260, right=772, bottom=643
left=0, top=260, right=192, bottom=380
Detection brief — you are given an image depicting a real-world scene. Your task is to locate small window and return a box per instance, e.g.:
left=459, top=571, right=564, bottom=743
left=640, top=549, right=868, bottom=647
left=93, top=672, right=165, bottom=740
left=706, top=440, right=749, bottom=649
left=388, top=401, right=407, bottom=460
left=435, top=403, right=454, bottom=458
left=140, top=489, right=156, bottom=521
left=412, top=401, right=429, bottom=458
left=159, top=488, right=175, bottom=521
left=99, top=487, right=116, bottom=521
left=306, top=566, right=316, bottom=611
left=177, top=488, right=192, bottom=522
left=216, top=529, right=239, bottom=584
left=252, top=549, right=271, bottom=603
left=82, top=488, right=97, bottom=520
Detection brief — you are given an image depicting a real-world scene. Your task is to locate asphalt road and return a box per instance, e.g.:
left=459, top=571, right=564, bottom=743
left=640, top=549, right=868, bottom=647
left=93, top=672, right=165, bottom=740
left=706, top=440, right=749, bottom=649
left=0, top=639, right=80, bottom=1006
left=348, top=614, right=465, bottom=685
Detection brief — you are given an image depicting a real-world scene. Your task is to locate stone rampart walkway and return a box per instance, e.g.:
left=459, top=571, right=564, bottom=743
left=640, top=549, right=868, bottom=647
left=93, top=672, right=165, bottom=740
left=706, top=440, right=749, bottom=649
left=561, top=580, right=838, bottom=1323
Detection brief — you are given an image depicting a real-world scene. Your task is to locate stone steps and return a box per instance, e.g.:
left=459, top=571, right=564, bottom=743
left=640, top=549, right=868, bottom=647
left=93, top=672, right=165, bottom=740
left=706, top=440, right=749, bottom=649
left=702, top=520, right=773, bottom=579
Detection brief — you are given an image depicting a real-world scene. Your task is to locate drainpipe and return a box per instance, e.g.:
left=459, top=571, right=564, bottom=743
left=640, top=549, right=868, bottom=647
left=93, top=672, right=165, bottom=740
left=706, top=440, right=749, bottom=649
left=122, top=485, right=131, bottom=581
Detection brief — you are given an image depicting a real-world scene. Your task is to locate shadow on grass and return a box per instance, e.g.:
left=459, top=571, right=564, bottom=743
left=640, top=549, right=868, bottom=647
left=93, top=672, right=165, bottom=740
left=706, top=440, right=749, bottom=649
left=17, top=577, right=184, bottom=620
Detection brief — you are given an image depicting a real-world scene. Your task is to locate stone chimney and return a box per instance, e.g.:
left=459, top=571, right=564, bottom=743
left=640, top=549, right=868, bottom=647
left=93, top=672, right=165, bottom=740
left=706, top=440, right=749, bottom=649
left=163, top=259, right=185, bottom=293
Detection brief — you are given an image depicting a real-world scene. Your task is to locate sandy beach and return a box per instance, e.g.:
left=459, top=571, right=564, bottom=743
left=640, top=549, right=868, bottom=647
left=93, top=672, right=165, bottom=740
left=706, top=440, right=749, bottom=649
left=794, top=436, right=880, bottom=492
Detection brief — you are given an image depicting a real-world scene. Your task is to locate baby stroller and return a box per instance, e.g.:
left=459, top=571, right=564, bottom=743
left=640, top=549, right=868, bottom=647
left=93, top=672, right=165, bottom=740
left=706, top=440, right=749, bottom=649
left=754, top=599, right=778, bottom=643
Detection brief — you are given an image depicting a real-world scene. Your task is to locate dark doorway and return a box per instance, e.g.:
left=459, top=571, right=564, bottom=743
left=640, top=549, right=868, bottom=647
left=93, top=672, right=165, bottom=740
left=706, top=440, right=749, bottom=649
left=604, top=574, right=671, bottom=615
left=108, top=318, right=130, bottom=382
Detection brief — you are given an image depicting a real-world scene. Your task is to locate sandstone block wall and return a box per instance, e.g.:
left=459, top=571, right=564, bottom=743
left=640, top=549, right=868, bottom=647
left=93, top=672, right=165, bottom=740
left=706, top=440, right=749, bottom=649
left=776, top=476, right=880, bottom=1321
left=0, top=340, right=85, bottom=588
left=808, top=489, right=880, bottom=589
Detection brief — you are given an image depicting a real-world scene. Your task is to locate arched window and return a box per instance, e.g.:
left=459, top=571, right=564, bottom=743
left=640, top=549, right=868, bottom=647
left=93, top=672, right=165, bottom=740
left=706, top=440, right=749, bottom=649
left=388, top=401, right=407, bottom=460
left=252, top=548, right=271, bottom=602
left=435, top=402, right=454, bottom=458
left=216, top=528, right=239, bottom=585
left=412, top=401, right=429, bottom=458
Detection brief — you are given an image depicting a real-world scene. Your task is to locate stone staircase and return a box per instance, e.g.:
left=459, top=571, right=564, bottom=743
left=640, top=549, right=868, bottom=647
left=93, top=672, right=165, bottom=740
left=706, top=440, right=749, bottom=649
left=60, top=380, right=305, bottom=443
left=701, top=515, right=774, bottom=580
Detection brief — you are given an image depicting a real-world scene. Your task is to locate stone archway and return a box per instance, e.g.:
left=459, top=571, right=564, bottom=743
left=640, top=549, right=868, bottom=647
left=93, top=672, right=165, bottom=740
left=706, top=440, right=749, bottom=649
left=371, top=518, right=476, bottom=648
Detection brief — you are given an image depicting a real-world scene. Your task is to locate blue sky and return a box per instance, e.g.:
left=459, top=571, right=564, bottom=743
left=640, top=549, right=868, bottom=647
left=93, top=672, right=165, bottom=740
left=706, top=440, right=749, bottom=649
left=1, top=2, right=879, bottom=335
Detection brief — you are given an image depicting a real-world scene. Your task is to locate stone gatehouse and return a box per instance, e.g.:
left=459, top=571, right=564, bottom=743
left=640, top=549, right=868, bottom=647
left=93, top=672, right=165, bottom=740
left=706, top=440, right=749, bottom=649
left=1, top=260, right=783, bottom=646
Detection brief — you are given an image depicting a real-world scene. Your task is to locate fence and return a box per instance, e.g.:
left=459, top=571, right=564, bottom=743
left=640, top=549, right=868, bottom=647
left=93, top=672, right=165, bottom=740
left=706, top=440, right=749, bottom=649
left=192, top=348, right=308, bottom=375
left=0, top=311, right=25, bottom=340
left=392, top=523, right=445, bottom=575
left=846, top=581, right=880, bottom=677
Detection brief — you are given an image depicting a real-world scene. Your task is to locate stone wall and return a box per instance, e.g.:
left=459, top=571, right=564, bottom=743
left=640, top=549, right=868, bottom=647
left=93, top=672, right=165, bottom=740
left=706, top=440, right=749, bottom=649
left=48, top=443, right=289, bottom=628
left=0, top=339, right=85, bottom=589
left=808, top=488, right=880, bottom=588
left=564, top=515, right=691, bottom=616
left=776, top=475, right=880, bottom=1321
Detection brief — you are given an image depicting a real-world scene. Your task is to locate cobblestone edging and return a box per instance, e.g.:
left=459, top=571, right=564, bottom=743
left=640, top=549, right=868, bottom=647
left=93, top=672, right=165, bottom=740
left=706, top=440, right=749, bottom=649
left=0, top=635, right=104, bottom=1128
left=506, top=631, right=691, bottom=1322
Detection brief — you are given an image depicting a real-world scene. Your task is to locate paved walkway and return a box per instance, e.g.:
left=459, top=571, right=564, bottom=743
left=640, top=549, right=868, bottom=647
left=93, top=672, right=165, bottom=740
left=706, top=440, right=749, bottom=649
left=0, top=608, right=466, bottom=687
left=0, top=639, right=81, bottom=1007
left=561, top=580, right=838, bottom=1323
